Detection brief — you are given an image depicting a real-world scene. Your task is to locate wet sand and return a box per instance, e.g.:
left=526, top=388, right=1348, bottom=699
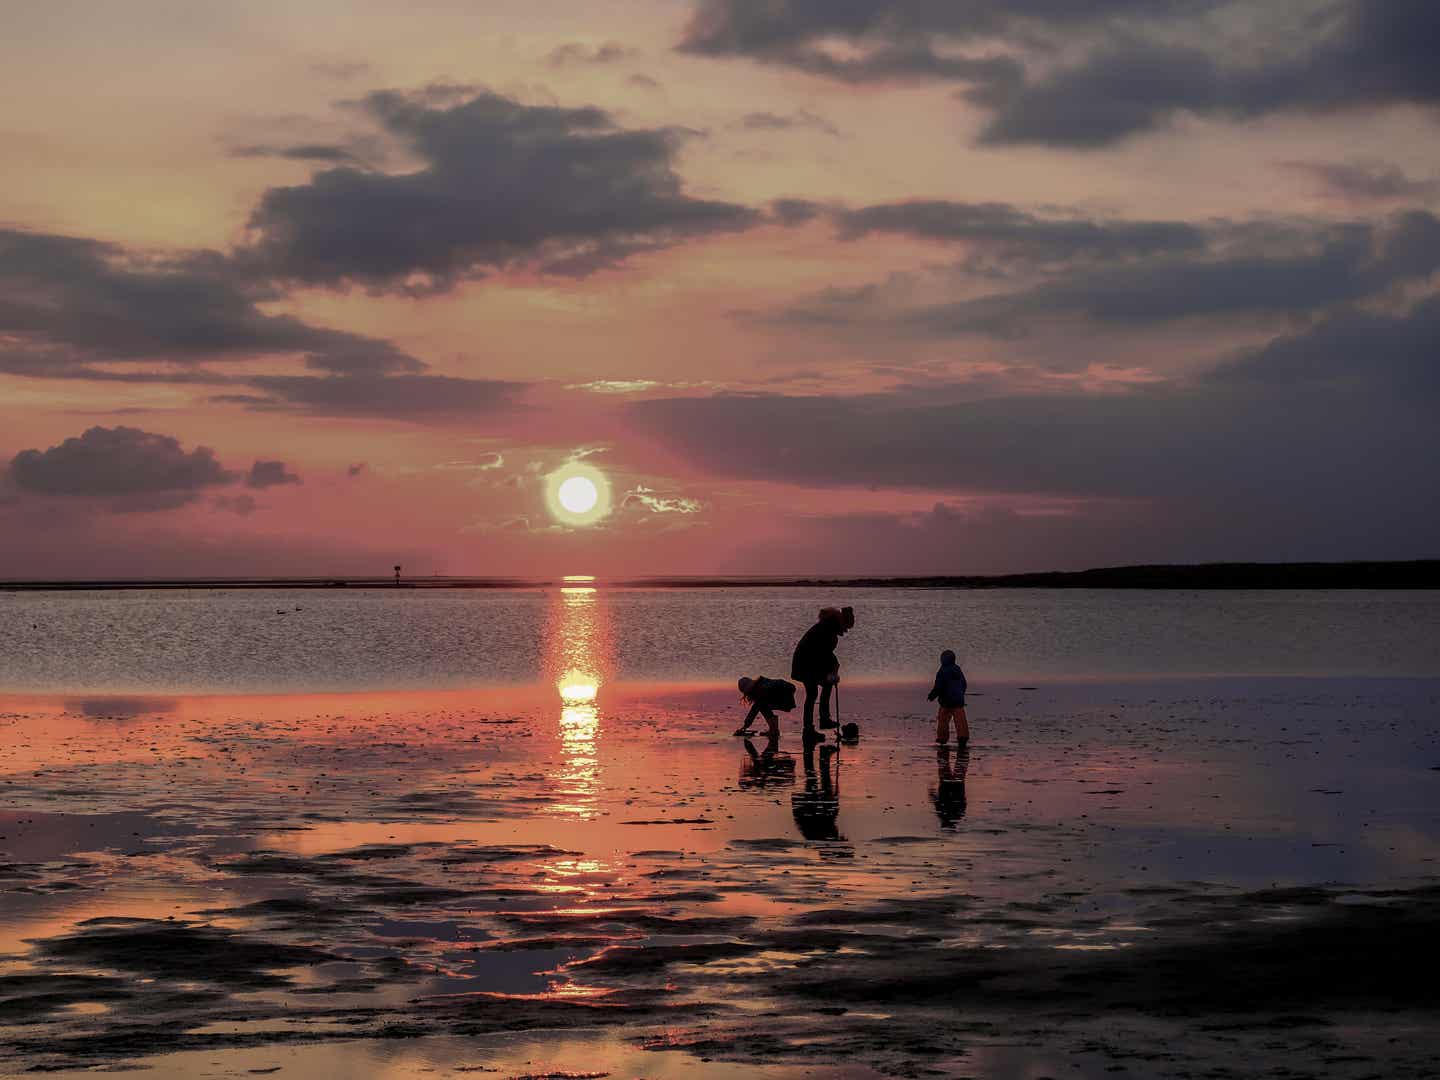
left=2, top=676, right=1439, bottom=1078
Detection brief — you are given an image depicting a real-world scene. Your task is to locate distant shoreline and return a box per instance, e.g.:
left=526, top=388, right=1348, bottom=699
left=2, top=559, right=1438, bottom=591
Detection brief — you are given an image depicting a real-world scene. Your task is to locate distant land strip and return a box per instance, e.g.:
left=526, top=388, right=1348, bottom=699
left=2, top=560, right=1439, bottom=591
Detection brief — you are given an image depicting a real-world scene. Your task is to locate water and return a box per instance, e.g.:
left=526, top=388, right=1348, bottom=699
left=3, top=586, right=1439, bottom=1076
left=2, top=586, right=1439, bottom=692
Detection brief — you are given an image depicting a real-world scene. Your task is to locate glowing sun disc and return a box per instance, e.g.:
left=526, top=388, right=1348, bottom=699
left=557, top=476, right=599, bottom=514
left=545, top=463, right=612, bottom=525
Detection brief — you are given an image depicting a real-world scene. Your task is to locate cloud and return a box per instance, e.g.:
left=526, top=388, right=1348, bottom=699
left=0, top=226, right=532, bottom=418
left=1280, top=160, right=1440, bottom=204
left=434, top=454, right=505, bottom=472
left=773, top=210, right=1440, bottom=339
left=630, top=371, right=1440, bottom=562
left=768, top=198, right=827, bottom=226
left=1209, top=292, right=1440, bottom=395
left=622, top=485, right=703, bottom=514
left=230, top=143, right=359, bottom=163
left=979, top=2, right=1440, bottom=147
left=310, top=59, right=375, bottom=82
left=0, top=227, right=423, bottom=379
left=677, top=1, right=1215, bottom=85
left=9, top=426, right=235, bottom=500
left=212, top=373, right=526, bottom=417
left=567, top=378, right=662, bottom=394
left=833, top=199, right=1206, bottom=264
left=738, top=109, right=841, bottom=137
left=213, top=493, right=260, bottom=516
left=627, top=289, right=1439, bottom=508
left=680, top=1, right=1440, bottom=147
left=242, top=86, right=760, bottom=292
left=246, top=460, right=302, bottom=488
left=547, top=41, right=636, bottom=67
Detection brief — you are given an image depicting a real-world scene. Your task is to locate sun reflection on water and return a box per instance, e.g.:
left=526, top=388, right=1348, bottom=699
left=543, top=582, right=611, bottom=819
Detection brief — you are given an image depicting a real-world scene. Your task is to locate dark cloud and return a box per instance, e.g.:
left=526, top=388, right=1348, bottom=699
left=246, top=460, right=302, bottom=488
left=230, top=143, right=358, bottom=162
left=0, top=227, right=531, bottom=419
left=834, top=199, right=1206, bottom=263
left=980, top=2, right=1440, bottom=147
left=629, top=287, right=1440, bottom=498
left=1281, top=160, right=1440, bottom=204
left=243, top=86, right=759, bottom=293
left=547, top=41, right=636, bottom=67
left=626, top=305, right=1440, bottom=557
left=213, top=373, right=525, bottom=418
left=9, top=427, right=235, bottom=499
left=0, top=228, right=422, bottom=379
left=680, top=1, right=1440, bottom=146
left=776, top=210, right=1440, bottom=338
left=1209, top=293, right=1440, bottom=395
left=626, top=73, right=664, bottom=92
left=677, top=0, right=1143, bottom=86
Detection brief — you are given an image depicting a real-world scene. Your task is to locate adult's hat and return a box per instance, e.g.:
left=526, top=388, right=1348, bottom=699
left=818, top=606, right=842, bottom=622
left=738, top=677, right=755, bottom=696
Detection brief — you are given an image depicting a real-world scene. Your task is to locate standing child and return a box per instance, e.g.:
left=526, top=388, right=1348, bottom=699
left=926, top=649, right=969, bottom=746
left=735, top=676, right=797, bottom=739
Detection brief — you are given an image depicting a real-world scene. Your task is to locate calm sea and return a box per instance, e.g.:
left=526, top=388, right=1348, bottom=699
left=2, top=587, right=1439, bottom=694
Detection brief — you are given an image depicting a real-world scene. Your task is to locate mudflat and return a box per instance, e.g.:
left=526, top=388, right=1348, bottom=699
left=2, top=677, right=1437, bottom=1078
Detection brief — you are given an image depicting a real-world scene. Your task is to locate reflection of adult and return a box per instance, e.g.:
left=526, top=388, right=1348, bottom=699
left=790, top=606, right=854, bottom=743
left=791, top=742, right=841, bottom=841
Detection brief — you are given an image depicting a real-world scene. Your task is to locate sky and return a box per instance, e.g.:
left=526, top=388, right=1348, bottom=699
left=2, top=0, right=1438, bottom=578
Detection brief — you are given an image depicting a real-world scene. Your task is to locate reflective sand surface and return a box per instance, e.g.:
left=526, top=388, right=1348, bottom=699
left=2, top=585, right=1439, bottom=1077
left=3, top=671, right=1439, bottom=1077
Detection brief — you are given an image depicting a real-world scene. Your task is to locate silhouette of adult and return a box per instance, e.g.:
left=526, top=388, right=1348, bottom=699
left=790, top=606, right=853, bottom=743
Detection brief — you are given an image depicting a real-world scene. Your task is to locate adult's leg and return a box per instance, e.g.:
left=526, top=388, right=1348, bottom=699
left=801, top=682, right=819, bottom=730
left=936, top=706, right=951, bottom=743
left=817, top=681, right=833, bottom=725
left=955, top=706, right=969, bottom=741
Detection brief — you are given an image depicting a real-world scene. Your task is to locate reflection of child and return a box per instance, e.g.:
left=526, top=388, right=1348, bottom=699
left=926, top=649, right=969, bottom=746
left=739, top=733, right=795, bottom=787
left=735, top=676, right=797, bottom=738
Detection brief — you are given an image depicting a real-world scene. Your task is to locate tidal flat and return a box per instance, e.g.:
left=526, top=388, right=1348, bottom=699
left=2, top=677, right=1438, bottom=1078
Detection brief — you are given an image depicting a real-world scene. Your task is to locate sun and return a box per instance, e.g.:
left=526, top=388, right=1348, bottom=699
left=545, top=463, right=612, bottom=525
left=558, top=475, right=598, bottom=515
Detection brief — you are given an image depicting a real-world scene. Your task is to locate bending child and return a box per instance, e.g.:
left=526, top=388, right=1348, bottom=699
left=926, top=649, right=969, bottom=746
left=735, top=676, right=797, bottom=739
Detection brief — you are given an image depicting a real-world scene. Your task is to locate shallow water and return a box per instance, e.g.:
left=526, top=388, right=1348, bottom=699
left=2, top=585, right=1440, bottom=693
left=2, top=672, right=1439, bottom=1077
left=3, top=584, right=1439, bottom=1075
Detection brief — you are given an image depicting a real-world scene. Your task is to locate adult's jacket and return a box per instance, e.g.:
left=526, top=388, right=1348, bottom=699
left=791, top=620, right=840, bottom=684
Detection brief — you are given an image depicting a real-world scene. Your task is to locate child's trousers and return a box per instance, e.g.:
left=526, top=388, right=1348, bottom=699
left=936, top=705, right=968, bottom=743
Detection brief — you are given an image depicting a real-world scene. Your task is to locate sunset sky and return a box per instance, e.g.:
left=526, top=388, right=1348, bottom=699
left=3, top=0, right=1438, bottom=578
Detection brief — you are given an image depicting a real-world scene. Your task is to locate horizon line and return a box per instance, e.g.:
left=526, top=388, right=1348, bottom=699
left=3, top=558, right=1439, bottom=592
